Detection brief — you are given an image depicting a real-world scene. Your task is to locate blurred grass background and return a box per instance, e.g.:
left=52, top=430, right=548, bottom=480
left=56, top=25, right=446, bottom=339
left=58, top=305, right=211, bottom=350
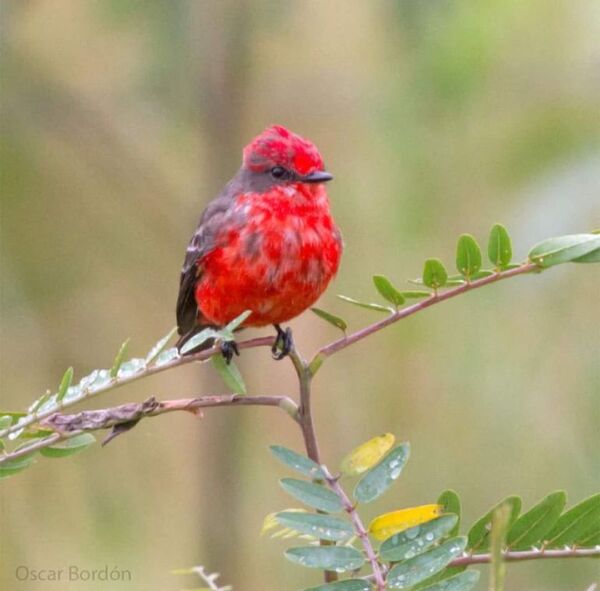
left=1, top=1, right=599, bottom=590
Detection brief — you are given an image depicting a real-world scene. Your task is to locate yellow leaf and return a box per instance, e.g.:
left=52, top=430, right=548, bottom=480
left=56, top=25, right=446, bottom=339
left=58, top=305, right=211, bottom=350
left=260, top=508, right=306, bottom=536
left=340, top=433, right=395, bottom=476
left=368, top=504, right=443, bottom=540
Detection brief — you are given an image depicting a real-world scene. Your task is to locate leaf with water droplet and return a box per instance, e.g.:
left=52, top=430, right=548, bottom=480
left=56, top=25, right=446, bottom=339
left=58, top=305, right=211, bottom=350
left=56, top=367, right=74, bottom=404
left=488, top=224, right=512, bottom=270
left=380, top=514, right=459, bottom=562
left=418, top=570, right=480, bottom=591
left=110, top=338, right=130, bottom=378
left=529, top=234, right=600, bottom=267
left=467, top=495, right=521, bottom=551
left=438, top=490, right=461, bottom=537
left=303, top=580, right=372, bottom=591
left=211, top=355, right=246, bottom=395
left=180, top=328, right=221, bottom=355
left=279, top=478, right=342, bottom=513
left=337, top=294, right=393, bottom=313
left=545, top=493, right=600, bottom=548
left=275, top=511, right=353, bottom=541
left=456, top=234, right=482, bottom=280
left=386, top=536, right=467, bottom=589
left=117, top=358, right=147, bottom=379
left=261, top=508, right=306, bottom=536
left=284, top=546, right=364, bottom=571
left=369, top=504, right=443, bottom=541
left=155, top=347, right=180, bottom=366
left=40, top=433, right=96, bottom=458
left=311, top=308, right=347, bottom=332
left=145, top=327, right=177, bottom=364
left=353, top=442, right=410, bottom=503
left=270, top=445, right=325, bottom=479
left=506, top=491, right=566, bottom=550
left=340, top=433, right=395, bottom=476
left=373, top=275, right=405, bottom=308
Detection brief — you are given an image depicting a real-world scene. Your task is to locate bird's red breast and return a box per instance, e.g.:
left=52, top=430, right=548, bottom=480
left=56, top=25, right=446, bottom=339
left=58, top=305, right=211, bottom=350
left=176, top=125, right=342, bottom=338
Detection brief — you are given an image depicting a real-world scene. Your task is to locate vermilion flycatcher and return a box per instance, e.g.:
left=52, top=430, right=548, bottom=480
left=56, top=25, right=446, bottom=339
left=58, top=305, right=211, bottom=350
left=176, top=125, right=342, bottom=360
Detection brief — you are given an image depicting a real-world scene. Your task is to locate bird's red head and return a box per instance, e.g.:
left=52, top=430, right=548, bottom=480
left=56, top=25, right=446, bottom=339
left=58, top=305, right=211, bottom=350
left=242, top=125, right=332, bottom=184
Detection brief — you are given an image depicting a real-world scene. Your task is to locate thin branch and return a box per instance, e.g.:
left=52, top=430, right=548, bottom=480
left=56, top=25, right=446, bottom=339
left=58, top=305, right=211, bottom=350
left=320, top=465, right=386, bottom=591
left=0, top=336, right=275, bottom=439
left=450, top=546, right=600, bottom=566
left=310, top=263, right=539, bottom=370
left=191, top=565, right=232, bottom=591
left=0, top=394, right=298, bottom=465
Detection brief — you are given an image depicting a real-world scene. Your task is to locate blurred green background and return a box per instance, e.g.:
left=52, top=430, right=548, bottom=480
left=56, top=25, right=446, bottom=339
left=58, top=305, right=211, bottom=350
left=1, top=1, right=599, bottom=590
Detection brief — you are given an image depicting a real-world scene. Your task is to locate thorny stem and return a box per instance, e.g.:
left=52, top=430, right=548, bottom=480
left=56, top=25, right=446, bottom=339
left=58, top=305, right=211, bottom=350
left=321, top=465, right=386, bottom=591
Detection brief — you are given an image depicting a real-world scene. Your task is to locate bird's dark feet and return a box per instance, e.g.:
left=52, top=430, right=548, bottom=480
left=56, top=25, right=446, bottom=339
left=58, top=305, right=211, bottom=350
left=272, top=324, right=293, bottom=360
left=220, top=340, right=240, bottom=365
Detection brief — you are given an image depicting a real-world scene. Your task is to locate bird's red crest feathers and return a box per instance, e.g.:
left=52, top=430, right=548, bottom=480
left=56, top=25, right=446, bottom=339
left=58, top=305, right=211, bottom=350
left=243, top=125, right=324, bottom=175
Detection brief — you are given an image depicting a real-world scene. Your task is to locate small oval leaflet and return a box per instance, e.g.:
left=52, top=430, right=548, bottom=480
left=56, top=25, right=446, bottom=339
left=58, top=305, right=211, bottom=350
left=284, top=546, right=364, bottom=572
left=379, top=514, right=459, bottom=562
left=422, top=259, right=448, bottom=289
left=337, top=294, right=393, bottom=313
left=467, top=495, right=521, bottom=551
left=488, top=223, right=512, bottom=269
left=437, top=490, right=461, bottom=537
left=545, top=493, right=600, bottom=548
left=275, top=511, right=353, bottom=541
left=270, top=445, right=325, bottom=479
left=279, top=478, right=343, bottom=513
left=212, top=355, right=247, bottom=395
left=340, top=433, right=395, bottom=476
left=373, top=275, right=405, bottom=307
left=353, top=442, right=410, bottom=503
left=145, top=327, right=178, bottom=364
left=39, top=433, right=96, bottom=458
left=506, top=491, right=566, bottom=550
left=419, top=570, right=480, bottom=591
left=311, top=307, right=348, bottom=332
left=369, top=504, right=443, bottom=541
left=386, top=536, right=467, bottom=589
left=303, top=580, right=371, bottom=591
left=528, top=233, right=600, bottom=268
left=456, top=234, right=482, bottom=279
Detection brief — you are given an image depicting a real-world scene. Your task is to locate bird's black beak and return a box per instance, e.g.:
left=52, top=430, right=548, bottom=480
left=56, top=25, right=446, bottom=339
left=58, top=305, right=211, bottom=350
left=301, top=170, right=334, bottom=184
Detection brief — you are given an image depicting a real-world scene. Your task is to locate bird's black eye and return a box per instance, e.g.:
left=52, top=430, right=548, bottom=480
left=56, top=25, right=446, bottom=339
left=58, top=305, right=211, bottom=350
left=270, top=166, right=289, bottom=180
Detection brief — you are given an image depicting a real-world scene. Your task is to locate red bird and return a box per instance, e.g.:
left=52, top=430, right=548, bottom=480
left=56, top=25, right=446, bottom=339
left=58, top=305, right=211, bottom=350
left=176, top=125, right=343, bottom=360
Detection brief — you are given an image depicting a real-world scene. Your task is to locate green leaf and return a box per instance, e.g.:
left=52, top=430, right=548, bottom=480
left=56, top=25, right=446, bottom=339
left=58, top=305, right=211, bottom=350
left=211, top=355, right=246, bottom=395
left=467, top=496, right=521, bottom=551
left=353, top=443, right=410, bottom=503
left=39, top=433, right=96, bottom=458
left=506, top=491, right=566, bottom=550
left=387, top=537, right=467, bottom=589
left=270, top=445, right=325, bottom=479
left=437, top=490, right=461, bottom=537
left=545, top=493, right=600, bottom=548
left=401, top=290, right=431, bottom=299
left=422, top=259, right=448, bottom=289
left=528, top=234, right=600, bottom=267
left=0, top=444, right=37, bottom=478
left=311, top=308, right=348, bottom=332
left=110, top=338, right=130, bottom=378
left=380, top=514, right=459, bottom=562
left=30, top=391, right=52, bottom=414
left=56, top=367, right=74, bottom=404
left=0, top=415, right=14, bottom=429
left=275, top=511, right=353, bottom=541
left=419, top=571, right=480, bottom=591
left=145, top=327, right=178, bottom=364
left=488, top=224, right=513, bottom=269
left=456, top=234, right=482, bottom=279
left=284, top=546, right=364, bottom=571
left=303, top=580, right=371, bottom=591
left=373, top=275, right=405, bottom=308
left=180, top=328, right=221, bottom=355
left=279, top=478, right=343, bottom=513
left=225, top=309, right=252, bottom=332
left=337, top=294, right=393, bottom=313
left=573, top=246, right=600, bottom=263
